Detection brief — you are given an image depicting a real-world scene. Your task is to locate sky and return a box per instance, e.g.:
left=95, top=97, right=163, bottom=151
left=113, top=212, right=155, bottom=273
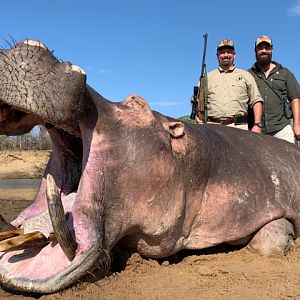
left=0, top=0, right=300, bottom=119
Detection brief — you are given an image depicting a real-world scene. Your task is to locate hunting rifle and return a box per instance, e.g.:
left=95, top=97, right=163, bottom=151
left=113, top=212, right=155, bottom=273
left=190, top=33, right=208, bottom=122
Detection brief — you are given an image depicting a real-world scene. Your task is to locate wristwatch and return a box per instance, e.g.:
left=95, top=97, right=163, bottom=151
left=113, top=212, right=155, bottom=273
left=253, top=122, right=263, bottom=128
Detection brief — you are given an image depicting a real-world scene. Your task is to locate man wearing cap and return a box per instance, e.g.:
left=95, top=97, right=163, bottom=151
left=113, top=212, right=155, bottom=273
left=249, top=35, right=300, bottom=143
left=201, top=39, right=263, bottom=132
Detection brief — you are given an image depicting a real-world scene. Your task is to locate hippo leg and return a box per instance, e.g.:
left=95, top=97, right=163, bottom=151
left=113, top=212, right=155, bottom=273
left=249, top=218, right=295, bottom=256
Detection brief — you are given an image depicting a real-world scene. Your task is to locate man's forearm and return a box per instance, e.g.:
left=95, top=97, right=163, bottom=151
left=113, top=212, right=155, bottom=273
left=252, top=102, right=263, bottom=123
left=291, top=98, right=300, bottom=125
left=250, top=102, right=263, bottom=133
left=291, top=98, right=300, bottom=140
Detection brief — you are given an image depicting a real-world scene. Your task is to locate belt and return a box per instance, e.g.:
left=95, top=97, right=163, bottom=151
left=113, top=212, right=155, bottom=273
left=208, top=115, right=248, bottom=125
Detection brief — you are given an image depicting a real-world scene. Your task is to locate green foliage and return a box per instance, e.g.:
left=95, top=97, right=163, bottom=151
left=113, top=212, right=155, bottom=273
left=177, top=115, right=196, bottom=124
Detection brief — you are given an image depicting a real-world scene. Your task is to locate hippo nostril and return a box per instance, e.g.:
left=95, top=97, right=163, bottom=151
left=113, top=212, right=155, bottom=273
left=0, top=103, right=12, bottom=122
left=46, top=174, right=77, bottom=261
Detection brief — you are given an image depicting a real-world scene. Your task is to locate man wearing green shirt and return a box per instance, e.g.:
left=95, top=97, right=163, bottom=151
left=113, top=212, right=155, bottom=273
left=249, top=35, right=300, bottom=143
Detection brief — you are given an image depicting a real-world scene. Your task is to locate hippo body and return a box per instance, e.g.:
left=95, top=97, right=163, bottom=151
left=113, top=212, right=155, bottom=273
left=0, top=40, right=299, bottom=294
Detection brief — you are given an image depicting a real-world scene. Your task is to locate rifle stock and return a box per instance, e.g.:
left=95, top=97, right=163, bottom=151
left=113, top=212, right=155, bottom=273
left=190, top=33, right=208, bottom=122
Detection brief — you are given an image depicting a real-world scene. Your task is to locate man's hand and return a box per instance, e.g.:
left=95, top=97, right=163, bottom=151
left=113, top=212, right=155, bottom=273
left=293, top=123, right=300, bottom=140
left=195, top=116, right=204, bottom=124
left=251, top=124, right=262, bottom=133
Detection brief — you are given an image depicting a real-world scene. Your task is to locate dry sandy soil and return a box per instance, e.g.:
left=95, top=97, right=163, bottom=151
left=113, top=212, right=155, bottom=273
left=0, top=150, right=51, bottom=179
left=0, top=150, right=300, bottom=300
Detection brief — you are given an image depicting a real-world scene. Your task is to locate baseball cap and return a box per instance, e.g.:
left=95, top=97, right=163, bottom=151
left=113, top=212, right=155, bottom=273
left=255, top=35, right=272, bottom=47
left=217, top=39, right=235, bottom=50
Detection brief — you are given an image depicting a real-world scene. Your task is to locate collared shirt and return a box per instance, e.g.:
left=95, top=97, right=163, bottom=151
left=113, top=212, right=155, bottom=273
left=207, top=65, right=263, bottom=118
left=249, top=61, right=300, bottom=134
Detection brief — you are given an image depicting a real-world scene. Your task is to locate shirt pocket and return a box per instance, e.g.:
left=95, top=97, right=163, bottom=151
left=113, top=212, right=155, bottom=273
left=231, top=82, right=245, bottom=89
left=271, top=74, right=286, bottom=92
left=231, top=81, right=247, bottom=98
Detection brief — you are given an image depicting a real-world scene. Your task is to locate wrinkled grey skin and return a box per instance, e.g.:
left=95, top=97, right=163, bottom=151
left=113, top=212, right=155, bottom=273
left=0, top=40, right=300, bottom=294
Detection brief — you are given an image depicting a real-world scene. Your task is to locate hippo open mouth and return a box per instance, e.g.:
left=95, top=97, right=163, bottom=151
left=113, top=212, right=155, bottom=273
left=0, top=40, right=112, bottom=293
left=0, top=109, right=110, bottom=293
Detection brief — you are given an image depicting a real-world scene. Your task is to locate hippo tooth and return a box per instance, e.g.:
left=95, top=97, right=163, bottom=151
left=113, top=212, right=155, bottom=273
left=46, top=174, right=77, bottom=261
left=22, top=40, right=47, bottom=50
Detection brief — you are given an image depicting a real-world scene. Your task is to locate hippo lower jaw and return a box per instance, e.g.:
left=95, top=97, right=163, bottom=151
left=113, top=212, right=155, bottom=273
left=0, top=175, right=111, bottom=294
left=0, top=245, right=110, bottom=294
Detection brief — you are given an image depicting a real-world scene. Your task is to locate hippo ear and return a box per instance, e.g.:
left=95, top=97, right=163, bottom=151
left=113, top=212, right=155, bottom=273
left=164, top=121, right=185, bottom=138
left=61, top=62, right=87, bottom=82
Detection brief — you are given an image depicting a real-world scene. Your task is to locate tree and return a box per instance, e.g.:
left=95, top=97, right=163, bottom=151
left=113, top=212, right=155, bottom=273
left=177, top=115, right=196, bottom=124
left=0, top=126, right=52, bottom=150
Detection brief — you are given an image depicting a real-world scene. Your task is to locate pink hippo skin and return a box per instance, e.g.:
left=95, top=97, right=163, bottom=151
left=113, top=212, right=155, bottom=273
left=0, top=40, right=299, bottom=294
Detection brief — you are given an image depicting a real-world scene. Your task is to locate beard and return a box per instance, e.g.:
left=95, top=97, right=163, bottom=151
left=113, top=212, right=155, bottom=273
left=256, top=52, right=272, bottom=66
left=219, top=57, right=233, bottom=69
left=221, top=59, right=230, bottom=66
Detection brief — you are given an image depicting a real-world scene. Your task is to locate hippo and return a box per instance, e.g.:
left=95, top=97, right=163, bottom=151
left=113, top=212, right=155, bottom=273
left=0, top=39, right=299, bottom=294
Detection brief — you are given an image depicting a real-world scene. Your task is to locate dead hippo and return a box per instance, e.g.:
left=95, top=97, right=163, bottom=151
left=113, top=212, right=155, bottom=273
left=0, top=40, right=299, bottom=294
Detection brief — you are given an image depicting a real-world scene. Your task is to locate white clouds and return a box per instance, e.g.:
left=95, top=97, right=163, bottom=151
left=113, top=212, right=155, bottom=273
left=287, top=1, right=300, bottom=16
left=97, top=69, right=109, bottom=74
left=85, top=66, right=110, bottom=75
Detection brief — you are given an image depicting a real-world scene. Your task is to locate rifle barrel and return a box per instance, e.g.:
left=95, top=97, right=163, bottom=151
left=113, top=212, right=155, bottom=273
left=200, top=33, right=208, bottom=78
left=190, top=33, right=208, bottom=121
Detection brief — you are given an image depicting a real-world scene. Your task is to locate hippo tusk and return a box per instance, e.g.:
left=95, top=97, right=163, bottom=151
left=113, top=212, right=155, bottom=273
left=46, top=174, right=77, bottom=261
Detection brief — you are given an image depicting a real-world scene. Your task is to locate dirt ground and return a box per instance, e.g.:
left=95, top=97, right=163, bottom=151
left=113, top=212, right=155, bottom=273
left=0, top=150, right=51, bottom=179
left=0, top=151, right=300, bottom=300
